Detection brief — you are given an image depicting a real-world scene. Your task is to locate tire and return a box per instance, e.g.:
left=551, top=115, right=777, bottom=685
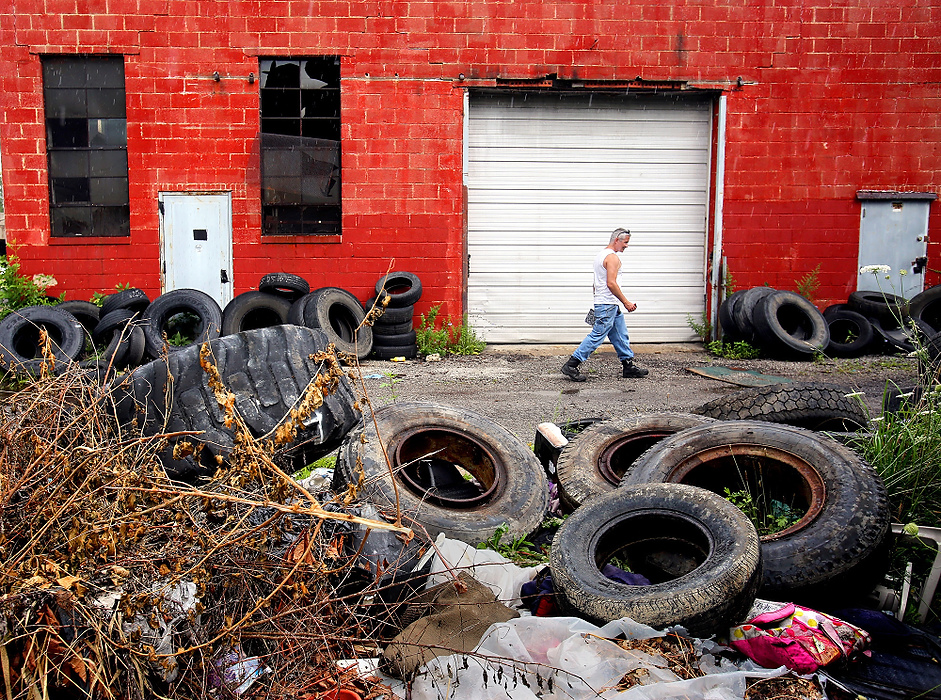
left=533, top=416, right=607, bottom=480
left=365, top=298, right=414, bottom=325
left=718, top=289, right=747, bottom=341
left=221, top=291, right=291, bottom=336
left=848, top=290, right=909, bottom=323
left=371, top=343, right=417, bottom=360
left=124, top=325, right=147, bottom=368
left=924, top=331, right=941, bottom=379
left=549, top=483, right=762, bottom=637
left=302, top=287, right=373, bottom=359
left=0, top=306, right=85, bottom=374
left=108, top=325, right=361, bottom=481
left=555, top=413, right=717, bottom=510
left=695, top=381, right=869, bottom=431
left=909, top=284, right=941, bottom=334
left=92, top=308, right=138, bottom=344
left=92, top=309, right=139, bottom=368
left=375, top=271, right=422, bottom=307
left=100, top=288, right=150, bottom=317
left=372, top=330, right=417, bottom=347
left=870, top=316, right=935, bottom=354
left=335, top=402, right=549, bottom=545
left=258, top=272, right=310, bottom=300
left=825, top=309, right=874, bottom=358
left=751, top=290, right=829, bottom=357
left=142, top=289, right=223, bottom=359
left=822, top=303, right=850, bottom=320
left=55, top=300, right=100, bottom=335
left=732, top=287, right=777, bottom=342
left=882, top=384, right=923, bottom=415
left=287, top=293, right=316, bottom=326
left=619, top=421, right=891, bottom=605
left=373, top=319, right=413, bottom=335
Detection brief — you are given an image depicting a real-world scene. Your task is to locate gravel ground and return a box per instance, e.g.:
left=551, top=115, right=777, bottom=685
left=353, top=343, right=921, bottom=443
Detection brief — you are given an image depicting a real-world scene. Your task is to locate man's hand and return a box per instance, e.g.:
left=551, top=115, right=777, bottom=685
left=625, top=301, right=637, bottom=313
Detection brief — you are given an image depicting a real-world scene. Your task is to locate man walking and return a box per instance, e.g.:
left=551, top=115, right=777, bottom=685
left=561, top=228, right=648, bottom=382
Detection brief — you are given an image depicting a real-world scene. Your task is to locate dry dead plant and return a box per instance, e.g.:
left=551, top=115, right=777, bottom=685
left=0, top=340, right=406, bottom=699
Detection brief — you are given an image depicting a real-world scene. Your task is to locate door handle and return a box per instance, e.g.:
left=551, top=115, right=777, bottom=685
left=221, top=269, right=230, bottom=283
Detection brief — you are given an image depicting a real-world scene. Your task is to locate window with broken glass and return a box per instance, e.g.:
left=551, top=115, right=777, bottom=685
left=43, top=55, right=130, bottom=237
left=259, top=57, right=341, bottom=236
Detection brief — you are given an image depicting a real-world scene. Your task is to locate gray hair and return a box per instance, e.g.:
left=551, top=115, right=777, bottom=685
left=609, top=228, right=631, bottom=244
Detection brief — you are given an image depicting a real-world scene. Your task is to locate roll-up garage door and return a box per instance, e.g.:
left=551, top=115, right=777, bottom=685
left=466, top=92, right=713, bottom=344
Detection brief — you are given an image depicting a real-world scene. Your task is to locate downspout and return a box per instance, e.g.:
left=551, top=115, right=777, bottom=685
left=461, top=89, right=470, bottom=317
left=709, top=94, right=727, bottom=339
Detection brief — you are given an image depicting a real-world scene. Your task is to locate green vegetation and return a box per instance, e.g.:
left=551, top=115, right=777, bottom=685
left=476, top=522, right=549, bottom=567
left=723, top=487, right=802, bottom=537
left=794, top=264, right=821, bottom=305
left=415, top=304, right=486, bottom=357
left=705, top=339, right=762, bottom=359
left=686, top=311, right=712, bottom=343
left=0, top=249, right=62, bottom=319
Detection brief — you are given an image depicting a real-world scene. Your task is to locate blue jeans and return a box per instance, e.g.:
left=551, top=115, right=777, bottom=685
left=573, top=304, right=634, bottom=363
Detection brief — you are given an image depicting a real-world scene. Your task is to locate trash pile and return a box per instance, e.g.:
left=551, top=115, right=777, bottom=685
left=2, top=305, right=941, bottom=699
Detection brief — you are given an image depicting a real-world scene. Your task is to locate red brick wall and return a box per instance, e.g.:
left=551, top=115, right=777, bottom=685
left=2, top=0, right=939, bottom=319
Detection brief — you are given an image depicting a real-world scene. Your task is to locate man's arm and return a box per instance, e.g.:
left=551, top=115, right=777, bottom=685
left=604, top=253, right=637, bottom=312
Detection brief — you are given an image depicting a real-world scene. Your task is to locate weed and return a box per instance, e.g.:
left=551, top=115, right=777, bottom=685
left=0, top=247, right=62, bottom=319
left=90, top=282, right=133, bottom=307
left=415, top=304, right=486, bottom=357
left=293, top=453, right=338, bottom=480
left=705, top=339, right=761, bottom=359
left=686, top=311, right=712, bottom=343
left=794, top=264, right=821, bottom=305
left=476, top=522, right=549, bottom=566
left=723, top=487, right=802, bottom=537
left=379, top=371, right=404, bottom=402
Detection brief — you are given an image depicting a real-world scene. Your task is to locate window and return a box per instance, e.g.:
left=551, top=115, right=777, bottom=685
left=259, top=57, right=341, bottom=236
left=43, top=56, right=129, bottom=237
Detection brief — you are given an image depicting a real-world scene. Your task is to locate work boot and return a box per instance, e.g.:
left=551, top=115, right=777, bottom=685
left=622, top=359, right=649, bottom=378
left=561, top=355, right=588, bottom=382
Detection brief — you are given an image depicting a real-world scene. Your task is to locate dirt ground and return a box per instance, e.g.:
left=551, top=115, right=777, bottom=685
left=356, top=343, right=921, bottom=443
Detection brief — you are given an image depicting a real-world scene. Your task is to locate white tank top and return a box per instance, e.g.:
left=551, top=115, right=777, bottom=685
left=592, top=247, right=622, bottom=306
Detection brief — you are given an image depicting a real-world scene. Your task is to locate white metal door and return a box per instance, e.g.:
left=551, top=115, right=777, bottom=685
left=857, top=192, right=934, bottom=299
left=159, top=192, right=233, bottom=306
left=465, top=92, right=712, bottom=344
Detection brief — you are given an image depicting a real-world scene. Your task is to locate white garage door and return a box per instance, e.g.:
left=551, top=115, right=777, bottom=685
left=466, top=92, right=713, bottom=344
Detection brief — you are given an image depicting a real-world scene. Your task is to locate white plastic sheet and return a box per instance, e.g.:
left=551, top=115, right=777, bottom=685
left=408, top=613, right=789, bottom=700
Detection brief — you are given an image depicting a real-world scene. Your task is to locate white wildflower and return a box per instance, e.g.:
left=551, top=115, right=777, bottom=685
left=899, top=269, right=908, bottom=276
left=859, top=264, right=891, bottom=275
left=32, top=274, right=58, bottom=291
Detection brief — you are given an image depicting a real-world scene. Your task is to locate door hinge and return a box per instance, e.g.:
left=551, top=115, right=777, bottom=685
left=158, top=201, right=164, bottom=215
left=221, top=269, right=230, bottom=284
left=913, top=256, right=928, bottom=274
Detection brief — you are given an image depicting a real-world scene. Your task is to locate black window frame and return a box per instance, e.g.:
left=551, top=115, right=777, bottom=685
left=42, top=55, right=130, bottom=238
left=259, top=56, right=341, bottom=236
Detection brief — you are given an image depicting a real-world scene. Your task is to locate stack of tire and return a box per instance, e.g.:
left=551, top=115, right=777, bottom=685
left=822, top=283, right=941, bottom=359
left=368, top=271, right=421, bottom=360
left=718, top=286, right=829, bottom=358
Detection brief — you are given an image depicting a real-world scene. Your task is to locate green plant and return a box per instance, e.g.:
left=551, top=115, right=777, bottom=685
left=705, top=339, right=761, bottom=359
left=164, top=311, right=200, bottom=346
left=723, top=487, right=801, bottom=537
left=415, top=304, right=486, bottom=357
left=724, top=271, right=738, bottom=298
left=476, top=522, right=549, bottom=566
left=293, top=453, right=338, bottom=480
left=794, top=264, right=821, bottom=304
left=379, top=371, right=404, bottom=402
left=0, top=248, right=62, bottom=319
left=686, top=311, right=712, bottom=343
left=90, top=282, right=133, bottom=307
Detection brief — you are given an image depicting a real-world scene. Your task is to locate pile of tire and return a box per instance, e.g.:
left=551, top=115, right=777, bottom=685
left=718, top=286, right=829, bottom=358
left=543, top=406, right=890, bottom=634
left=822, top=283, right=941, bottom=358
left=367, top=271, right=421, bottom=360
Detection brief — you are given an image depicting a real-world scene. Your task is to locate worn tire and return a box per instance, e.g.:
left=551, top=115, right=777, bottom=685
left=751, top=290, right=829, bottom=357
left=335, top=402, right=548, bottom=545
left=142, top=289, right=223, bottom=359
left=909, top=284, right=941, bottom=334
left=109, top=325, right=360, bottom=481
left=92, top=309, right=140, bottom=368
left=365, top=298, right=414, bottom=325
left=732, top=287, right=777, bottom=342
left=822, top=303, right=851, bottom=320
left=221, top=291, right=291, bottom=336
left=303, top=287, right=373, bottom=359
left=372, top=330, right=417, bottom=347
left=550, top=483, right=762, bottom=637
left=924, top=331, right=941, bottom=379
left=56, top=300, right=100, bottom=335
left=555, top=413, right=717, bottom=510
left=373, top=319, right=413, bottom=335
left=870, top=316, right=935, bottom=354
left=258, top=272, right=310, bottom=300
left=719, top=290, right=747, bottom=341
left=848, top=290, right=909, bottom=323
left=620, top=421, right=890, bottom=605
left=287, top=292, right=316, bottom=326
left=0, top=306, right=85, bottom=374
left=825, top=309, right=874, bottom=358
left=696, top=381, right=869, bottom=431
left=100, top=288, right=150, bottom=317
left=375, top=271, right=422, bottom=307
left=371, top=343, right=418, bottom=360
